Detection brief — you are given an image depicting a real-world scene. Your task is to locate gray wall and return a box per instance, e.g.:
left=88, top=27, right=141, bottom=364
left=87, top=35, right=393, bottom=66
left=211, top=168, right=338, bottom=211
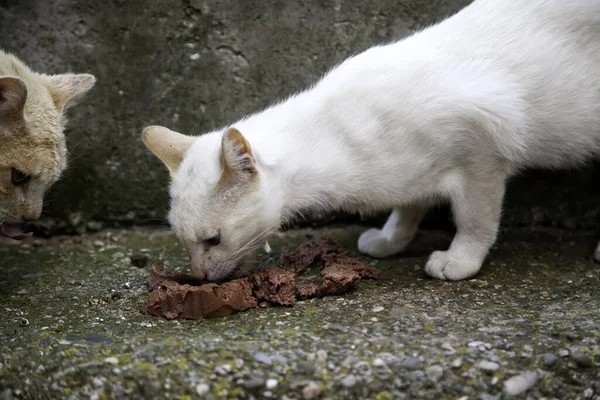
left=1, top=0, right=598, bottom=234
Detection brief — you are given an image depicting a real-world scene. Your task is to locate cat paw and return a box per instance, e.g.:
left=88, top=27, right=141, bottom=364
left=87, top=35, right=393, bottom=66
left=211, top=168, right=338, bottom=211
left=424, top=251, right=481, bottom=281
left=358, top=228, right=411, bottom=258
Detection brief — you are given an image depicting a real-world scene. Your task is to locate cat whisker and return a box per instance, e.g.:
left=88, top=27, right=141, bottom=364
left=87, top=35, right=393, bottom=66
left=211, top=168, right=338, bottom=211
left=66, top=137, right=86, bottom=159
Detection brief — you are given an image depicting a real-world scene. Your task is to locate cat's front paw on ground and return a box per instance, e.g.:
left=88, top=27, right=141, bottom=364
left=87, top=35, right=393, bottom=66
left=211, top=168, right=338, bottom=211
left=357, top=228, right=411, bottom=258
left=424, top=251, right=481, bottom=281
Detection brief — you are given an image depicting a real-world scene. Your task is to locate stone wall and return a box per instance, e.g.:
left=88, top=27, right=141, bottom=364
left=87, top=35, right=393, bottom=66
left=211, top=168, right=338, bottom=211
left=1, top=0, right=598, bottom=234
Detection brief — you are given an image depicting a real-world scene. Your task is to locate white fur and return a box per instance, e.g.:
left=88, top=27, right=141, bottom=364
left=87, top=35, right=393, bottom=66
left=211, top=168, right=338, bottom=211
left=169, top=0, right=600, bottom=282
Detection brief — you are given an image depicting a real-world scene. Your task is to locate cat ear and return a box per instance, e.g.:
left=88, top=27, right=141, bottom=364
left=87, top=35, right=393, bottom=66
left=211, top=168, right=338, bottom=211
left=142, top=125, right=196, bottom=174
left=221, top=127, right=256, bottom=179
left=43, top=73, right=96, bottom=111
left=0, top=77, right=27, bottom=124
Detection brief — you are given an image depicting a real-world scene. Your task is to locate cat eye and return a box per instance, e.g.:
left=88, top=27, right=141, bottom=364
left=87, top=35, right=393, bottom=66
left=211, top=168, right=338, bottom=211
left=204, top=233, right=221, bottom=247
left=11, top=169, right=30, bottom=185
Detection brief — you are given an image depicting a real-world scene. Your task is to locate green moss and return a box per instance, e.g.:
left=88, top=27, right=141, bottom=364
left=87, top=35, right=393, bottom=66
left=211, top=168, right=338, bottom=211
left=375, top=392, right=394, bottom=400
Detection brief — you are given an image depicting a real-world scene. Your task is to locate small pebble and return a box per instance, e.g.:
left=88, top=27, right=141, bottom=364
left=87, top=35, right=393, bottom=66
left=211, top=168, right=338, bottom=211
left=215, top=364, right=231, bottom=375
left=316, top=349, right=328, bottom=363
left=243, top=378, right=264, bottom=390
left=372, top=306, right=384, bottom=312
left=543, top=353, right=557, bottom=367
left=504, top=371, right=538, bottom=396
left=295, top=362, right=316, bottom=375
left=354, top=361, right=372, bottom=375
left=104, top=357, right=119, bottom=365
left=234, top=359, right=244, bottom=369
left=565, top=332, right=580, bottom=340
left=302, top=382, right=323, bottom=399
left=425, top=365, right=444, bottom=382
left=195, top=383, right=209, bottom=395
left=583, top=388, right=594, bottom=399
left=476, top=361, right=499, bottom=372
left=451, top=358, right=463, bottom=368
left=442, top=343, right=456, bottom=353
left=570, top=350, right=593, bottom=368
left=341, top=374, right=357, bottom=388
left=266, top=379, right=278, bottom=389
left=559, top=349, right=569, bottom=357
left=401, top=357, right=422, bottom=370
left=373, top=358, right=386, bottom=367
left=254, top=352, right=272, bottom=365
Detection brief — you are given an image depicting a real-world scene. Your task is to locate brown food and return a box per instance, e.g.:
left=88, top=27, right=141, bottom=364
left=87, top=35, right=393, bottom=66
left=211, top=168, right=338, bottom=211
left=297, top=254, right=380, bottom=298
left=249, top=265, right=296, bottom=306
left=141, top=263, right=257, bottom=319
left=279, top=237, right=342, bottom=274
left=141, top=238, right=379, bottom=320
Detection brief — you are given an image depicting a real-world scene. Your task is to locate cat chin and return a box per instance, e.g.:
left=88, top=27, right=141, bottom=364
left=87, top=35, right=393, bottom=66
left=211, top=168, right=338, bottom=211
left=0, top=221, right=33, bottom=240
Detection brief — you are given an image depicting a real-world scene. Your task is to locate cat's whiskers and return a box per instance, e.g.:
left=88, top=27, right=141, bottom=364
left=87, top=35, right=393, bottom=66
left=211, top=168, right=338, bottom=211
left=229, top=223, right=279, bottom=260
left=66, top=137, right=86, bottom=160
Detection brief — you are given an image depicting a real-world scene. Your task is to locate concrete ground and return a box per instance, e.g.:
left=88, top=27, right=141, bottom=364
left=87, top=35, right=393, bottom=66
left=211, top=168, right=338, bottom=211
left=1, top=225, right=599, bottom=399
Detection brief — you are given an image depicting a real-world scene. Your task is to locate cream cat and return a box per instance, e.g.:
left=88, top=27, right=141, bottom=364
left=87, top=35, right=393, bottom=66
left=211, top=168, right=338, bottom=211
left=143, top=0, right=600, bottom=282
left=0, top=50, right=95, bottom=239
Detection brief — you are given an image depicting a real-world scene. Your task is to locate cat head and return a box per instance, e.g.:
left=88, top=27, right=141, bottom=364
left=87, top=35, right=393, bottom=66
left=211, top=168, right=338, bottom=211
left=0, top=57, right=95, bottom=239
left=143, top=125, right=281, bottom=282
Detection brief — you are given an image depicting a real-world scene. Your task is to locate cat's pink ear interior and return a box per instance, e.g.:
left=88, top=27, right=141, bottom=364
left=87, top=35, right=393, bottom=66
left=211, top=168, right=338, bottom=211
left=0, top=77, right=27, bottom=124
left=142, top=125, right=196, bottom=174
left=43, top=73, right=96, bottom=111
left=220, top=127, right=256, bottom=180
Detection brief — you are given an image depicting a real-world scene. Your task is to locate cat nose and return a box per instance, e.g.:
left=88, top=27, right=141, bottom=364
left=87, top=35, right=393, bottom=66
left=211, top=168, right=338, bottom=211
left=190, top=255, right=207, bottom=280
left=21, top=209, right=41, bottom=221
left=22, top=200, right=43, bottom=221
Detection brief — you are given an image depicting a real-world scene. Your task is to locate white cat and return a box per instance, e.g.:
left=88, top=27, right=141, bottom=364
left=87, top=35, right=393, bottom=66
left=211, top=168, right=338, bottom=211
left=143, top=0, right=600, bottom=282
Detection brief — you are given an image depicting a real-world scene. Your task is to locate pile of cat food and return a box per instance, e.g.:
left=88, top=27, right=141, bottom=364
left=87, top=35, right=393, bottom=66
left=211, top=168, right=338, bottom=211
left=140, top=238, right=380, bottom=320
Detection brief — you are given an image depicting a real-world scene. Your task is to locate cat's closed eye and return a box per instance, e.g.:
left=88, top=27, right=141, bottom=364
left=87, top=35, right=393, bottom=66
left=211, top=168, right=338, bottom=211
left=11, top=168, right=30, bottom=185
left=204, top=233, right=221, bottom=247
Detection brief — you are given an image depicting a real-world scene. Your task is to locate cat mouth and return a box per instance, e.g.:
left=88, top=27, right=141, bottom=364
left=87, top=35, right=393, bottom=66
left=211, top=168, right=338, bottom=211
left=0, top=222, right=33, bottom=240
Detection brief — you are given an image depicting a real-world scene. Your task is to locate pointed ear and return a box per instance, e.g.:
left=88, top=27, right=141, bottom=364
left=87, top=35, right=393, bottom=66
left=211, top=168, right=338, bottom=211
left=43, top=73, right=96, bottom=110
left=0, top=77, right=27, bottom=124
left=142, top=125, right=196, bottom=174
left=221, top=127, right=256, bottom=179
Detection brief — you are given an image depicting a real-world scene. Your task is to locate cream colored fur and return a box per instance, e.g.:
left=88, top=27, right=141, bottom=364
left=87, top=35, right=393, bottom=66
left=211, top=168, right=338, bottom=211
left=0, top=50, right=95, bottom=233
left=144, top=0, right=600, bottom=282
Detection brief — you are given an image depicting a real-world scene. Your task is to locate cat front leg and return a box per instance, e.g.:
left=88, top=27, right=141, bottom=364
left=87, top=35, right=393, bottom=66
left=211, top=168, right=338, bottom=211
left=425, top=170, right=506, bottom=280
left=358, top=205, right=427, bottom=257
